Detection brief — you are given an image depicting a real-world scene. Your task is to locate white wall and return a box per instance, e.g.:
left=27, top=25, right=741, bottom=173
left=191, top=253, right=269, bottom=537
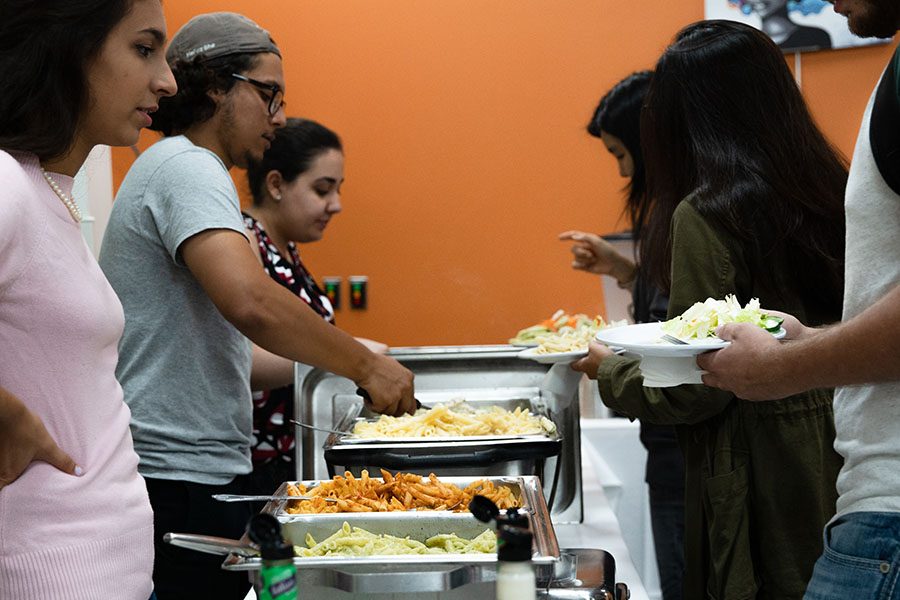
left=73, top=145, right=115, bottom=256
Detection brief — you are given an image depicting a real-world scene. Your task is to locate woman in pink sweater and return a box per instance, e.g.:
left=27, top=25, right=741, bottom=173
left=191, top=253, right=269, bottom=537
left=0, top=1, right=175, bottom=598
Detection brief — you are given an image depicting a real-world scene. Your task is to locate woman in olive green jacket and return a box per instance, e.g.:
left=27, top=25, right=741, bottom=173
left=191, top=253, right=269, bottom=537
left=574, top=21, right=847, bottom=600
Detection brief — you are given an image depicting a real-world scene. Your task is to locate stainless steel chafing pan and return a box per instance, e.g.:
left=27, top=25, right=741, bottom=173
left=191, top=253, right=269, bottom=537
left=221, top=475, right=558, bottom=570
left=297, top=349, right=584, bottom=524
left=321, top=388, right=563, bottom=474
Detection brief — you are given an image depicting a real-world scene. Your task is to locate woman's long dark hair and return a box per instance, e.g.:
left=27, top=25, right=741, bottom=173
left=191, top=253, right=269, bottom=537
left=246, top=118, right=343, bottom=206
left=640, top=20, right=846, bottom=313
left=0, top=0, right=134, bottom=160
left=588, top=71, right=653, bottom=242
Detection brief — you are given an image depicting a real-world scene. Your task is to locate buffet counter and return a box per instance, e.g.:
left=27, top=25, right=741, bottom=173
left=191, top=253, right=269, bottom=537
left=241, top=445, right=649, bottom=600
left=233, top=347, right=651, bottom=599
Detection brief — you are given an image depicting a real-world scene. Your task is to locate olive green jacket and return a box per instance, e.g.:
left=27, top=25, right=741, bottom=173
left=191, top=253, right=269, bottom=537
left=596, top=199, right=842, bottom=600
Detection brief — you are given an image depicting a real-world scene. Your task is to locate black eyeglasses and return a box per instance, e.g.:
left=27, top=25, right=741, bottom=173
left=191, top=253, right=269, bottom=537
left=230, top=73, right=285, bottom=116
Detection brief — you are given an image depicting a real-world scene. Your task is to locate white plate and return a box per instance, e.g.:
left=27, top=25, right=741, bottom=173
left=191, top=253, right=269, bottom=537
left=594, top=321, right=786, bottom=357
left=517, top=346, right=588, bottom=364
left=509, top=341, right=539, bottom=348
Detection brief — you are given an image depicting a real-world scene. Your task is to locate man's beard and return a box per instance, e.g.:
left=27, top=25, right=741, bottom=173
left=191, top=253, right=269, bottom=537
left=218, top=100, right=257, bottom=170
left=847, top=0, right=900, bottom=38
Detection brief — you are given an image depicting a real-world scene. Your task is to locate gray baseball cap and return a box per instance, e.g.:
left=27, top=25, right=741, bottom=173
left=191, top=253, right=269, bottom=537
left=166, top=12, right=280, bottom=64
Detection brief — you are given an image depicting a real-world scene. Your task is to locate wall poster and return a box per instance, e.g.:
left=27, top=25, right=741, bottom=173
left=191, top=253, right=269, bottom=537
left=704, top=0, right=891, bottom=53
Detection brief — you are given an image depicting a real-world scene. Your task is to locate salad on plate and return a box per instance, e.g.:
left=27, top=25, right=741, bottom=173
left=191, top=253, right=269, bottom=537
left=511, top=309, right=625, bottom=355
left=661, top=295, right=783, bottom=342
left=510, top=310, right=599, bottom=346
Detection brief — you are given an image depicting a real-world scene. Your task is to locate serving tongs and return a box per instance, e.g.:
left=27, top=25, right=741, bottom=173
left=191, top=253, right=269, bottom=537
left=164, top=532, right=259, bottom=557
left=356, top=387, right=433, bottom=411
left=289, top=419, right=347, bottom=436
left=289, top=387, right=431, bottom=437
left=212, top=493, right=338, bottom=503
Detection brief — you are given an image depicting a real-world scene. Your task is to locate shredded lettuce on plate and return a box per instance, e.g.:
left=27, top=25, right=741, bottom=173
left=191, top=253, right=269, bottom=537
left=661, top=295, right=783, bottom=340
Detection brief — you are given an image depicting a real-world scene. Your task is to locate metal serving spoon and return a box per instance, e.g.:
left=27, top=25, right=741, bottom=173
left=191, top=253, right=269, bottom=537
left=212, top=493, right=337, bottom=503
left=289, top=419, right=347, bottom=436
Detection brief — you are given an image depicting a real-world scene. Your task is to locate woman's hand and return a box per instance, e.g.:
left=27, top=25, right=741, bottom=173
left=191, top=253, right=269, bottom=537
left=0, top=387, right=80, bottom=490
left=570, top=341, right=616, bottom=378
left=558, top=230, right=636, bottom=285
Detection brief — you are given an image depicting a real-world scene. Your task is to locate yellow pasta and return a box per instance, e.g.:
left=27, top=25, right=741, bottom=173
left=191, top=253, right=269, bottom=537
left=532, top=317, right=626, bottom=354
left=351, top=400, right=556, bottom=438
left=294, top=521, right=496, bottom=557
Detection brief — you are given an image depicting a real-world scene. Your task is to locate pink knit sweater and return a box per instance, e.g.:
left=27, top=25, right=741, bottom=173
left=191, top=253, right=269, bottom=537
left=0, top=151, right=153, bottom=599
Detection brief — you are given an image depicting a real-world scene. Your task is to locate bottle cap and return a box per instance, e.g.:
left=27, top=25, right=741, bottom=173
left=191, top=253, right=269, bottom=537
left=469, top=494, right=500, bottom=523
left=501, top=507, right=529, bottom=529
left=247, top=513, right=293, bottom=560
left=497, top=524, right=533, bottom=562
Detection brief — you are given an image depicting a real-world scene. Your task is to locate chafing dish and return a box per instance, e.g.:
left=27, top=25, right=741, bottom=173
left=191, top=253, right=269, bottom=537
left=212, top=475, right=560, bottom=594
left=225, top=475, right=558, bottom=570
left=165, top=475, right=632, bottom=596
left=322, top=389, right=562, bottom=477
left=296, top=349, right=584, bottom=524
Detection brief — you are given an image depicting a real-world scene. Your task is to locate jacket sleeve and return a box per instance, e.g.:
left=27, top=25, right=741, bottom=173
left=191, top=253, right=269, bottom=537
left=596, top=354, right=734, bottom=425
left=595, top=199, right=738, bottom=425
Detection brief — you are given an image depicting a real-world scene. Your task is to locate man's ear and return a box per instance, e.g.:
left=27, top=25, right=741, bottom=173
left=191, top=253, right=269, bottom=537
left=208, top=87, right=228, bottom=109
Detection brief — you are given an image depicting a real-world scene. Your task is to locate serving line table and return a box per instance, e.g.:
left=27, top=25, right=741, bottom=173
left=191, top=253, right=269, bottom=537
left=241, top=443, right=649, bottom=600
left=238, top=349, right=654, bottom=599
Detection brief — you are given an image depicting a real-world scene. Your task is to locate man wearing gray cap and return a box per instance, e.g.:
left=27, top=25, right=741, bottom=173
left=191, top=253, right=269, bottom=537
left=99, top=12, right=416, bottom=599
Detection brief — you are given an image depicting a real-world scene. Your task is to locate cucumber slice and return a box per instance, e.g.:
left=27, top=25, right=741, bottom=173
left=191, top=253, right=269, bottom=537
left=761, top=316, right=784, bottom=332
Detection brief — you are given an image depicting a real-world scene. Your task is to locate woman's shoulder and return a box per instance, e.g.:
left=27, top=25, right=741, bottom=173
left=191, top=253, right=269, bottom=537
left=0, top=150, right=35, bottom=187
left=677, top=189, right=717, bottom=214
left=0, top=150, right=38, bottom=216
left=670, top=192, right=738, bottom=279
left=673, top=192, right=736, bottom=243
left=672, top=193, right=714, bottom=232
left=0, top=151, right=44, bottom=287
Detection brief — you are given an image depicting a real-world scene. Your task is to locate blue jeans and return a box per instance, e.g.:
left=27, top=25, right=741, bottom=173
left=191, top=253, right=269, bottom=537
left=804, top=512, right=900, bottom=600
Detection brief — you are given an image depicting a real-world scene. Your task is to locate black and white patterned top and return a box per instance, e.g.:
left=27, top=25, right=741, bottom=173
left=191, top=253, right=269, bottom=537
left=243, top=213, right=335, bottom=466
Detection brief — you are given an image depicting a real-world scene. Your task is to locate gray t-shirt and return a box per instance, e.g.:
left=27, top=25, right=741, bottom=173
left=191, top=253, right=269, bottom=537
left=99, top=136, right=252, bottom=485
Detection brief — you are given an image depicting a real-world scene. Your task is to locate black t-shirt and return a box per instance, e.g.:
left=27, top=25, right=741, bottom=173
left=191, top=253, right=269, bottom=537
left=870, top=45, right=900, bottom=195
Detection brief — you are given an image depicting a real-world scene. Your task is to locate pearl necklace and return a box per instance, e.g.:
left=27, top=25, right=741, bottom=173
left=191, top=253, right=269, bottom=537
left=39, top=167, right=83, bottom=223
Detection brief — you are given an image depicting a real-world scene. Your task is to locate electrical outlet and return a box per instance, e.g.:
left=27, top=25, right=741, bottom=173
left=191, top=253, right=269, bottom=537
left=349, top=276, right=368, bottom=309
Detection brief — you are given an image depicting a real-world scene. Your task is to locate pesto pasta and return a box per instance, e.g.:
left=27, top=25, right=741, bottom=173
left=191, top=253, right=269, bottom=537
left=294, top=522, right=497, bottom=557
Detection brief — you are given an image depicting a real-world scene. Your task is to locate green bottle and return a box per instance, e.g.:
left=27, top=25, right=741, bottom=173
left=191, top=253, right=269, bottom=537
left=248, top=514, right=298, bottom=600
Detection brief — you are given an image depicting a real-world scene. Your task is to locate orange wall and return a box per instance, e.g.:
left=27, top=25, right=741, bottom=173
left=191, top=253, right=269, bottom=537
left=113, top=2, right=898, bottom=346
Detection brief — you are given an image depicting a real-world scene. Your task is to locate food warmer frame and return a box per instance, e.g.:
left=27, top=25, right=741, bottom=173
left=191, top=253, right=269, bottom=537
left=294, top=345, right=585, bottom=525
